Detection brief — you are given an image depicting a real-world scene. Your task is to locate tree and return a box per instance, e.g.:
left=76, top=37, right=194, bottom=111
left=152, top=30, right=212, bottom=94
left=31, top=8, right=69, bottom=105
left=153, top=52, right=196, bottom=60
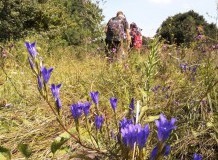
left=0, top=0, right=104, bottom=46
left=62, top=0, right=104, bottom=45
left=157, top=10, right=218, bottom=45
left=0, top=0, right=47, bottom=41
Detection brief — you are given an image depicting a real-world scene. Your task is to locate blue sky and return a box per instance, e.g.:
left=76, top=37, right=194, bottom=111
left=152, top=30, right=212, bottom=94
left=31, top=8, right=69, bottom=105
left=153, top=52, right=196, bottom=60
left=98, top=0, right=217, bottom=37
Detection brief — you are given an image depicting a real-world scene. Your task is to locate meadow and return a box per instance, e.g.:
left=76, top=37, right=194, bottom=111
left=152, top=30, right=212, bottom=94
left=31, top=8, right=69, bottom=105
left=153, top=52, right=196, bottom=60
left=0, top=37, right=217, bottom=159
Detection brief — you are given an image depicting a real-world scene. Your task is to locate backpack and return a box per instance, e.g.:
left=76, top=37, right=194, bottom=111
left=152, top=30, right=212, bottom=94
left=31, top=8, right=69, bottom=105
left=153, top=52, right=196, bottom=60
left=134, top=32, right=142, bottom=49
left=106, top=17, right=124, bottom=41
left=130, top=29, right=142, bottom=49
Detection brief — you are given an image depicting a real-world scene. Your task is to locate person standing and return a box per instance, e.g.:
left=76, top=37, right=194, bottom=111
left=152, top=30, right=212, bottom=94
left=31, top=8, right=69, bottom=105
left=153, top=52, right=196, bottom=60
left=105, top=11, right=131, bottom=61
left=130, top=22, right=143, bottom=50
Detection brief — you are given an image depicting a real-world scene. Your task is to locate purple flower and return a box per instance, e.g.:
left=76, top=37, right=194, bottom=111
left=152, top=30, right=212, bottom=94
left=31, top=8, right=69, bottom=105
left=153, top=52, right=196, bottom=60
left=193, top=153, right=202, bottom=160
left=90, top=91, right=99, bottom=105
left=51, top=84, right=62, bottom=99
left=95, top=115, right=104, bottom=130
left=28, top=57, right=35, bottom=70
left=110, top=97, right=117, bottom=111
left=112, top=48, right=117, bottom=53
left=150, top=146, right=158, bottom=160
left=37, top=75, right=43, bottom=90
left=196, top=34, right=203, bottom=40
left=79, top=101, right=92, bottom=117
left=192, top=66, right=197, bottom=73
left=164, top=145, right=171, bottom=156
left=121, top=124, right=138, bottom=149
left=119, top=117, right=133, bottom=129
left=25, top=42, right=38, bottom=58
left=137, top=124, right=149, bottom=149
left=150, top=144, right=170, bottom=160
left=152, top=85, right=161, bottom=93
left=129, top=98, right=134, bottom=113
left=155, top=114, right=176, bottom=142
left=71, top=103, right=83, bottom=120
left=180, top=64, right=188, bottom=72
left=56, top=98, right=62, bottom=109
left=41, top=66, right=53, bottom=83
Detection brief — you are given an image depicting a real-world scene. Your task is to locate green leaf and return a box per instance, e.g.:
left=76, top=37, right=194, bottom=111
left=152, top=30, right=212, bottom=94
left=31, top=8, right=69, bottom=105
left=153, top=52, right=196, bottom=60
left=50, top=128, right=76, bottom=154
left=18, top=143, right=32, bottom=158
left=0, top=146, right=11, bottom=160
left=144, top=115, right=160, bottom=123
left=51, top=137, right=69, bottom=154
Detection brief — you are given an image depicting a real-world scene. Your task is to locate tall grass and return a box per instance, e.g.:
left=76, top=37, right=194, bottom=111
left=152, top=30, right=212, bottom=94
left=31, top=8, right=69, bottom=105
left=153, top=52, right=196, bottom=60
left=0, top=38, right=217, bottom=159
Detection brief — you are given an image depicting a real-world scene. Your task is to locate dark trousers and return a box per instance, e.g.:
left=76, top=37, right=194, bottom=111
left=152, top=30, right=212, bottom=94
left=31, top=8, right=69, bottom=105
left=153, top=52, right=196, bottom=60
left=105, top=39, right=122, bottom=60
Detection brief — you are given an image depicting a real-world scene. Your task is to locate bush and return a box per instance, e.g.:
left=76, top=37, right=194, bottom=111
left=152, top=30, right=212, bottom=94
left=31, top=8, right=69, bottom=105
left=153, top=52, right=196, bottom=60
left=157, top=10, right=218, bottom=45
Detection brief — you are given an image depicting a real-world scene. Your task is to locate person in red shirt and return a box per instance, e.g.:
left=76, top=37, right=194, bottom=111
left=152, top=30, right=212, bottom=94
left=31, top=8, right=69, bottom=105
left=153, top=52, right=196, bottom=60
left=130, top=22, right=142, bottom=50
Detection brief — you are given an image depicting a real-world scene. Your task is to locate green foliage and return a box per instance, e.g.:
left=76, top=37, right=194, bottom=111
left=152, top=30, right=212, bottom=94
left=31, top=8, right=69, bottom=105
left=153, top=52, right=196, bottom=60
left=18, top=143, right=32, bottom=158
left=157, top=10, right=218, bottom=45
left=0, top=146, right=11, bottom=160
left=1, top=36, right=217, bottom=159
left=62, top=0, right=104, bottom=45
left=0, top=0, right=47, bottom=41
left=0, top=0, right=104, bottom=46
left=51, top=138, right=69, bottom=155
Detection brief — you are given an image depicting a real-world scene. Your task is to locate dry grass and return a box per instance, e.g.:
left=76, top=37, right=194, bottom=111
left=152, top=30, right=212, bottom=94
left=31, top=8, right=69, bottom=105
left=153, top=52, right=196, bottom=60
left=0, top=41, right=217, bottom=159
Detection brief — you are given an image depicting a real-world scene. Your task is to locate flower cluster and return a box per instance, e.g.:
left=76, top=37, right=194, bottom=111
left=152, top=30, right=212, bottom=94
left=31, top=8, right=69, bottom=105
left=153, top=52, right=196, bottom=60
left=180, top=63, right=198, bottom=81
left=25, top=41, right=204, bottom=160
left=151, top=85, right=171, bottom=99
left=121, top=123, right=149, bottom=149
left=180, top=63, right=197, bottom=73
left=150, top=113, right=176, bottom=159
left=155, top=113, right=176, bottom=142
left=71, top=101, right=92, bottom=120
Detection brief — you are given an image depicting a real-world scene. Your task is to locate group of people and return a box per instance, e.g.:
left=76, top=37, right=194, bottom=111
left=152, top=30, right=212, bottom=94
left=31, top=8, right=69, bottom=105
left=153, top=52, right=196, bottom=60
left=104, top=11, right=143, bottom=61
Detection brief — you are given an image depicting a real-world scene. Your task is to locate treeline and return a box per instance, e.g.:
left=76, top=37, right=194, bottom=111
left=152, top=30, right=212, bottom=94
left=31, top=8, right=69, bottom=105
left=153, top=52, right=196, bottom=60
left=0, top=0, right=103, bottom=45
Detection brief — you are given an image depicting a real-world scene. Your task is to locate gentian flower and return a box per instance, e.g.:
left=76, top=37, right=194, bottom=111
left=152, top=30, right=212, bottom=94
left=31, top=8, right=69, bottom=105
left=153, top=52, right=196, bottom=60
left=95, top=115, right=104, bottom=130
left=193, top=153, right=202, bottom=160
left=164, top=145, right=171, bottom=156
left=56, top=98, right=62, bottom=109
left=121, top=124, right=138, bottom=149
left=37, top=75, right=43, bottom=89
left=41, top=66, right=53, bottom=83
left=137, top=124, right=149, bottom=149
left=79, top=101, right=92, bottom=117
left=155, top=114, right=176, bottom=142
left=110, top=97, right=117, bottom=111
left=150, top=146, right=158, bottom=160
left=150, top=144, right=170, bottom=160
left=90, top=91, right=99, bottom=105
left=25, top=42, right=38, bottom=58
left=51, top=84, right=62, bottom=99
left=28, top=57, right=35, bottom=70
left=119, top=117, right=133, bottom=129
left=71, top=103, right=83, bottom=120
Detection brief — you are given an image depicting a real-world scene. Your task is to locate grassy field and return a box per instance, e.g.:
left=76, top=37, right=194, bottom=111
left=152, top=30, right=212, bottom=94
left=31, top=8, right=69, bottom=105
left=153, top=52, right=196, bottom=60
left=0, top=39, right=217, bottom=159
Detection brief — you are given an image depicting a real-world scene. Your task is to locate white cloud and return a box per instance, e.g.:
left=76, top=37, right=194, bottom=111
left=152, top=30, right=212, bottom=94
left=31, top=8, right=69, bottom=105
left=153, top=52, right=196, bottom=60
left=148, top=0, right=173, bottom=4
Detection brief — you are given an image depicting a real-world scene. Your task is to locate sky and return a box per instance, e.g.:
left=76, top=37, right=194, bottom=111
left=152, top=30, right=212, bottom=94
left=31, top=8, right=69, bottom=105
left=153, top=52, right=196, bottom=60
left=98, top=0, right=217, bottom=37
